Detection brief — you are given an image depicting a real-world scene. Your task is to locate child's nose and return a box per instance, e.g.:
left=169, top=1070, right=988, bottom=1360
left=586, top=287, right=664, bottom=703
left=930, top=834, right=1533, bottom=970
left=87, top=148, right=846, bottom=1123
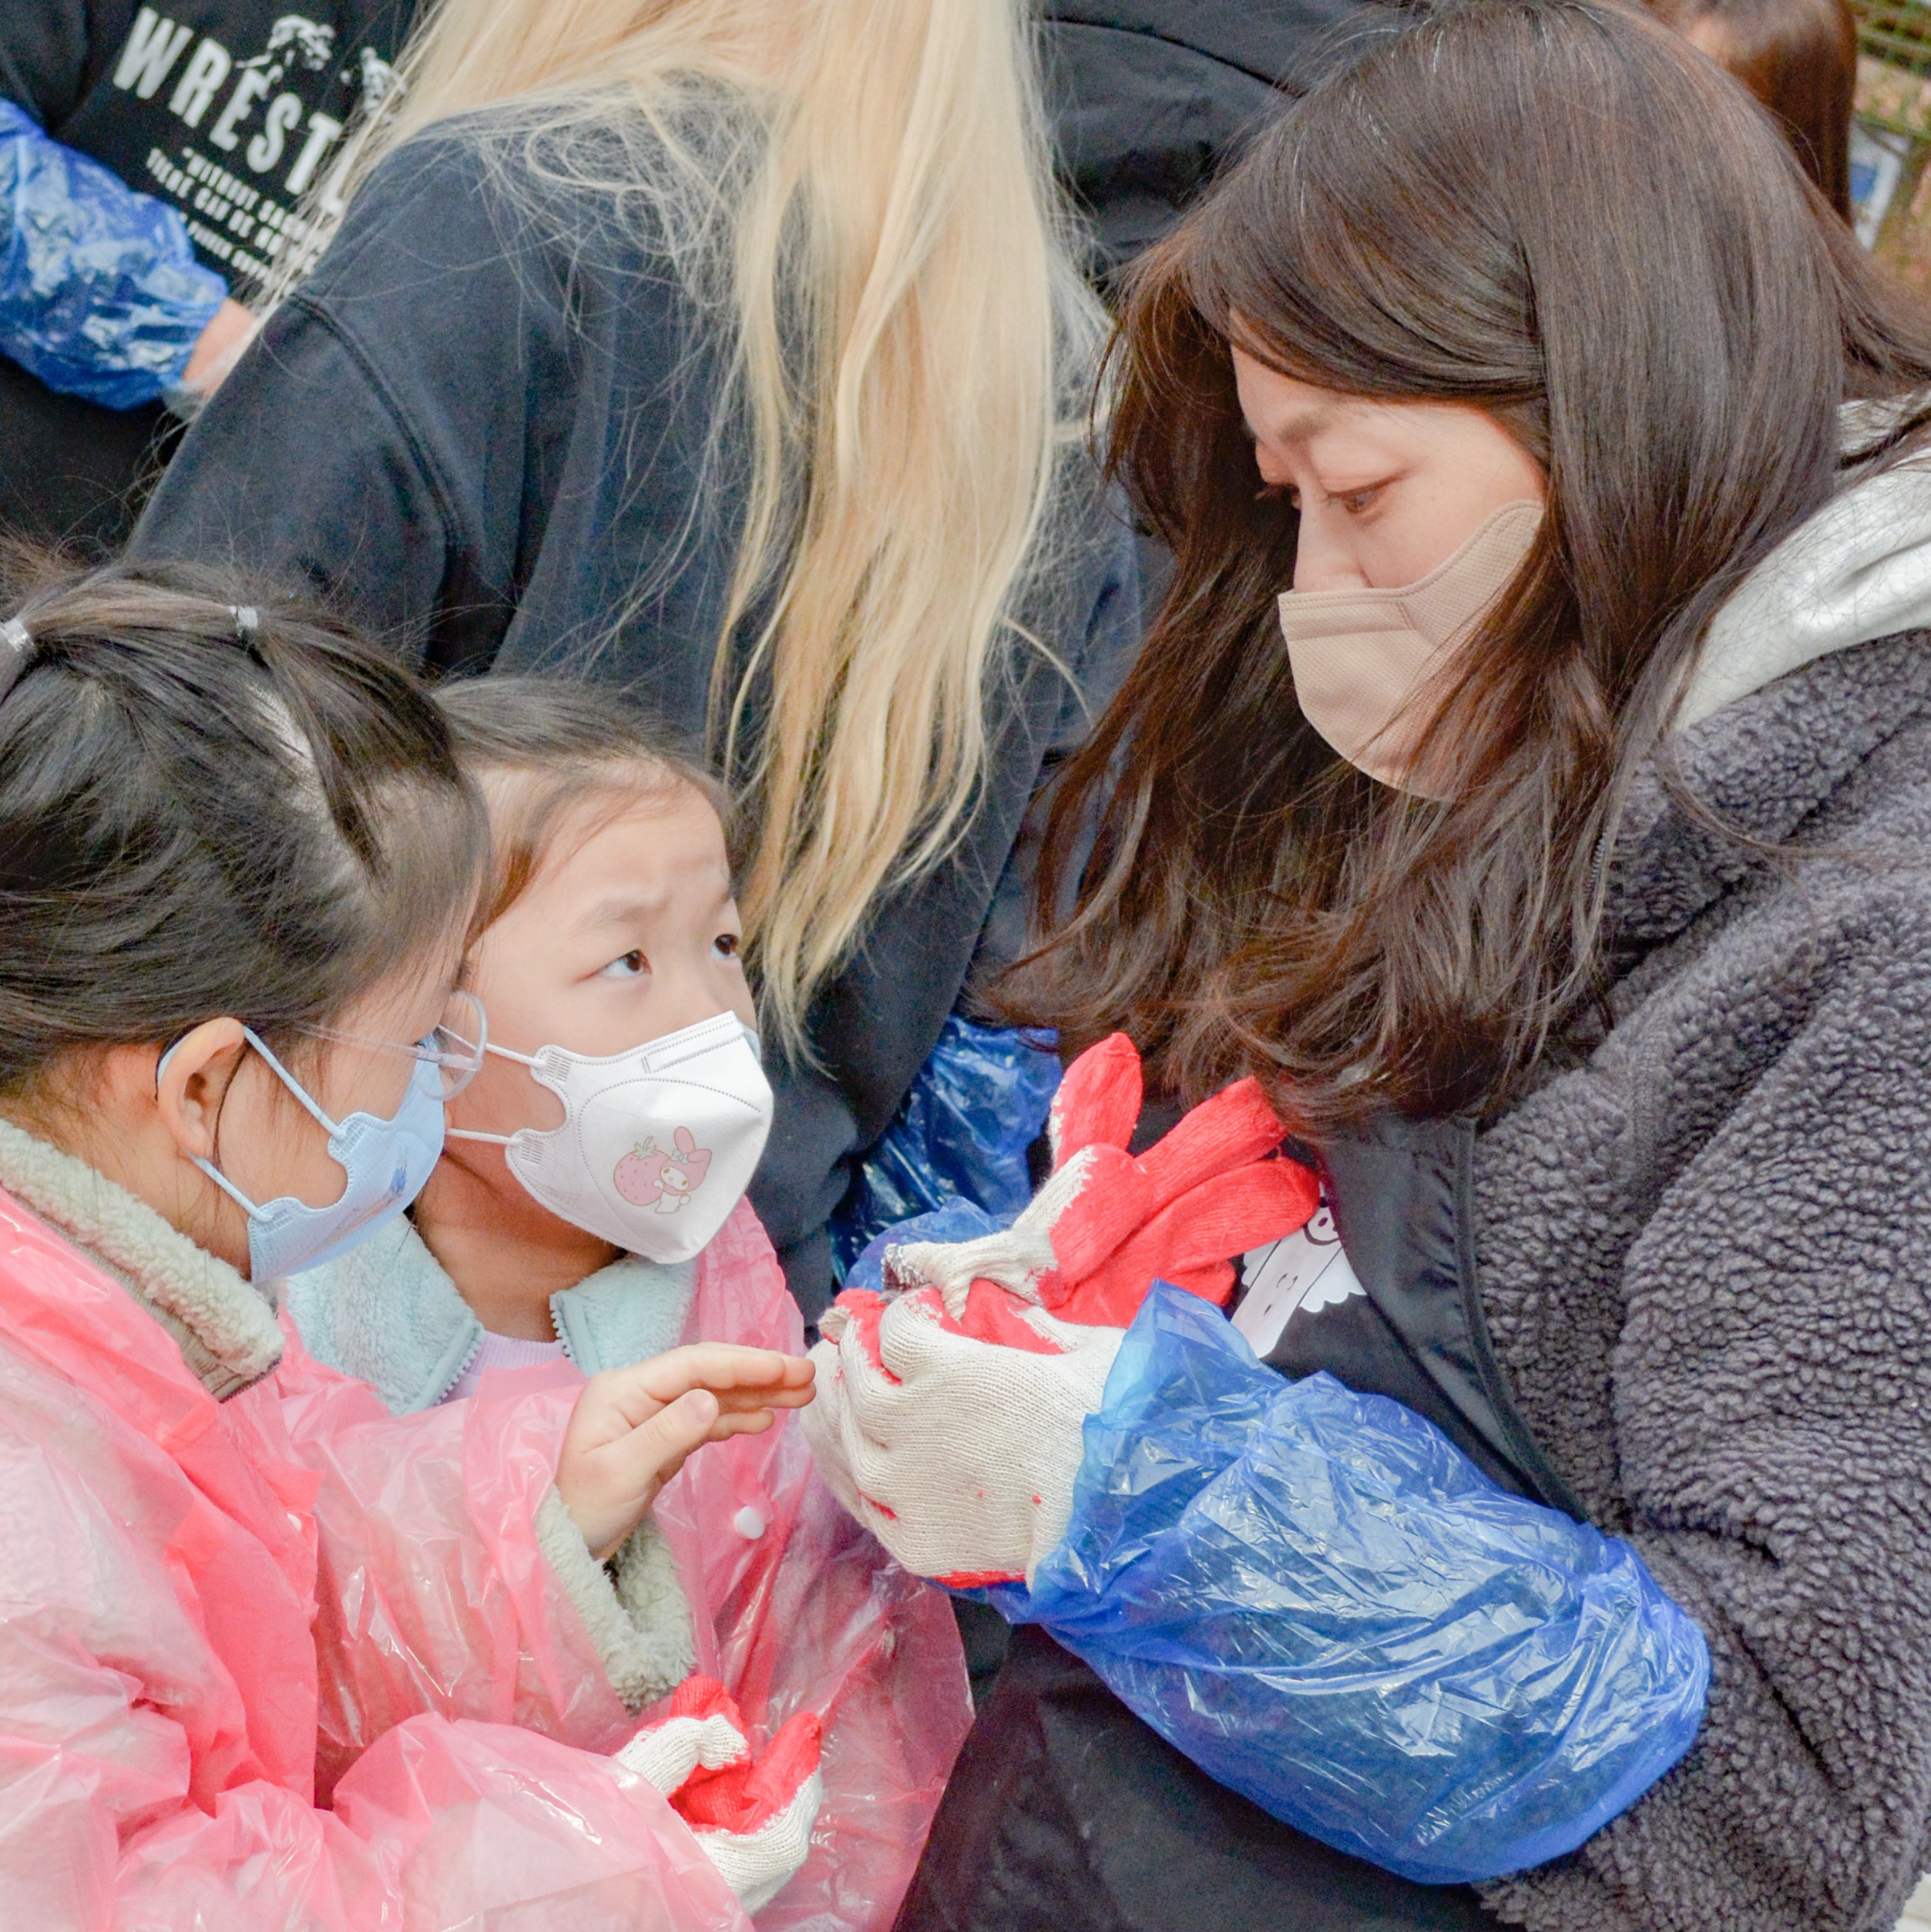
left=653, top=953, right=754, bottom=1037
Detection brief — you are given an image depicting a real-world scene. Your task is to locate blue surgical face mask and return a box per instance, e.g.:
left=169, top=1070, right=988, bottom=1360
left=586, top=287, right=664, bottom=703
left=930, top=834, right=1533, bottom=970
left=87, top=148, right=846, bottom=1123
left=160, top=1028, right=447, bottom=1282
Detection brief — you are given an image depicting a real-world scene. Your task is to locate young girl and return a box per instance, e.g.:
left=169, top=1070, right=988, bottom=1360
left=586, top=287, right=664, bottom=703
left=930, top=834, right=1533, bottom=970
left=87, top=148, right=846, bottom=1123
left=288, top=679, right=974, bottom=1930
left=0, top=560, right=815, bottom=1928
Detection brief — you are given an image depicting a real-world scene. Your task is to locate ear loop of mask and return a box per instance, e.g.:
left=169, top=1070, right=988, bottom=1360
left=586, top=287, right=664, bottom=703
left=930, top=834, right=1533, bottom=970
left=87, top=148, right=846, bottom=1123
left=157, top=1027, right=346, bottom=1216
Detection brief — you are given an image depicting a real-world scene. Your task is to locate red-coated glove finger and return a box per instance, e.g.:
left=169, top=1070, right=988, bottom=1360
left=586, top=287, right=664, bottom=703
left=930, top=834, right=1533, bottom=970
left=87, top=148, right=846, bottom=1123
left=1055, top=1259, right=1235, bottom=1327
left=1101, top=1159, right=1319, bottom=1286
left=1036, top=1143, right=1160, bottom=1300
left=948, top=1279, right=1073, bottom=1353
left=664, top=1674, right=744, bottom=1731
left=829, top=1287, right=901, bottom=1386
left=616, top=1674, right=752, bottom=1796
left=675, top=1709, right=824, bottom=1835
left=1055, top=1159, right=1318, bottom=1326
left=1135, top=1077, right=1290, bottom=1214
left=1045, top=1129, right=1311, bottom=1309
left=1047, top=1033, right=1143, bottom=1168
left=873, top=1285, right=1072, bottom=1376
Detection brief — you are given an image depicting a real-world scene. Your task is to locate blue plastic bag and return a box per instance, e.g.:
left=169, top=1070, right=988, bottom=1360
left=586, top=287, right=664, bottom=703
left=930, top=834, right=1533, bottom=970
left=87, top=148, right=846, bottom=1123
left=841, top=1197, right=1006, bottom=1298
left=979, top=1285, right=1709, bottom=1886
left=0, top=100, right=227, bottom=408
left=833, top=1016, right=1059, bottom=1278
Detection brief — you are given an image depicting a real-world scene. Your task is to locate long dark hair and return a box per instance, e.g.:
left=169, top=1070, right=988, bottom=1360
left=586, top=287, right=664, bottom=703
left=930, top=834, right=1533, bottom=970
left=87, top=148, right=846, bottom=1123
left=1647, top=0, right=1857, bottom=218
left=0, top=554, right=486, bottom=1095
left=1010, top=0, right=1931, bottom=1133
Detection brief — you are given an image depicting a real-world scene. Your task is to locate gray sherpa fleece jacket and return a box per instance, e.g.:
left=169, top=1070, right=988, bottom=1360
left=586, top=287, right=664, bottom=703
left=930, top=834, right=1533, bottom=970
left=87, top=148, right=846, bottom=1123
left=1474, top=629, right=1931, bottom=1932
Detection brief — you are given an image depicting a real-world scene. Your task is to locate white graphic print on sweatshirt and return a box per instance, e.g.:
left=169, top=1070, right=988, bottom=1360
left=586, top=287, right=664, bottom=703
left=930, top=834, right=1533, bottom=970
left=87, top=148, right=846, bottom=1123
left=101, top=5, right=398, bottom=297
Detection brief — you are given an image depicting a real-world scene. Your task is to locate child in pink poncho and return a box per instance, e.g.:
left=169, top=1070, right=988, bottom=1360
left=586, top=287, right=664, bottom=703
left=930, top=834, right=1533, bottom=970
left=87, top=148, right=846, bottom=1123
left=287, top=677, right=972, bottom=1928
left=0, top=567, right=843, bottom=1930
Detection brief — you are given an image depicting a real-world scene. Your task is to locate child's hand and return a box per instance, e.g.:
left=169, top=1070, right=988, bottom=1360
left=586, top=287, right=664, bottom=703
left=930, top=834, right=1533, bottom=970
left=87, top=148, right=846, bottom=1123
left=556, top=1345, right=815, bottom=1559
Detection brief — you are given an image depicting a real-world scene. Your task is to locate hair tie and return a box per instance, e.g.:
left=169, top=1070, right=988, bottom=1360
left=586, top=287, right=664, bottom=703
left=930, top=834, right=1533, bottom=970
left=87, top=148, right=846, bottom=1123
left=0, top=617, right=32, bottom=706
left=230, top=606, right=259, bottom=640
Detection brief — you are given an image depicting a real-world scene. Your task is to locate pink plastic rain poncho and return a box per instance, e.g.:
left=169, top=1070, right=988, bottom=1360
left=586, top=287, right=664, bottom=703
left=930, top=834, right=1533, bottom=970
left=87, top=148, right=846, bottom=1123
left=0, top=1178, right=969, bottom=1930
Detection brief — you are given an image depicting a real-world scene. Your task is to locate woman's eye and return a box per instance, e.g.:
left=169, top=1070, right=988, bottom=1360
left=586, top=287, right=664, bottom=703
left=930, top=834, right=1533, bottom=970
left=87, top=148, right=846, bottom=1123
left=1335, top=483, right=1385, bottom=516
left=599, top=949, right=647, bottom=979
left=714, top=933, right=740, bottom=961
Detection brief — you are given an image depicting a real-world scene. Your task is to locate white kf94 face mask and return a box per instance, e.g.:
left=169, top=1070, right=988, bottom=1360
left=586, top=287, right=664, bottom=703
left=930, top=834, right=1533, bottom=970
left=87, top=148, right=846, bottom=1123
left=448, top=1010, right=774, bottom=1262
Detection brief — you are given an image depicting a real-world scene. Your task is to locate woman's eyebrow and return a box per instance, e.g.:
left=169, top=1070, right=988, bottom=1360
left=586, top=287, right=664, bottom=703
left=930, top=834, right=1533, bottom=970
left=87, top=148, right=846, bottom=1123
left=1274, top=402, right=1342, bottom=445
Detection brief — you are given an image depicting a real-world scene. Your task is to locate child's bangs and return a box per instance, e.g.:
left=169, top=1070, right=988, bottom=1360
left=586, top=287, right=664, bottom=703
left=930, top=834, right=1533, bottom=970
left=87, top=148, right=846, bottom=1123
left=434, top=677, right=730, bottom=936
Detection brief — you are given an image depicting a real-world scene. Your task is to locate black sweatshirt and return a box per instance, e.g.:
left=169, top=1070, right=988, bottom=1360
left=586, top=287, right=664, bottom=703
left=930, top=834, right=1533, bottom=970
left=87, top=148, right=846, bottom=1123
left=0, top=2, right=415, bottom=546
left=130, top=118, right=1141, bottom=1319
left=2, top=1, right=415, bottom=297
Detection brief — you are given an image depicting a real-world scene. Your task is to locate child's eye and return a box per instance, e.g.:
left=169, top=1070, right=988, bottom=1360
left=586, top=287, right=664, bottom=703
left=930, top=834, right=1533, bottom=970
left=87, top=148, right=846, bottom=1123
left=599, top=949, right=647, bottom=979
left=714, top=933, right=740, bottom=961
left=1335, top=483, right=1386, bottom=516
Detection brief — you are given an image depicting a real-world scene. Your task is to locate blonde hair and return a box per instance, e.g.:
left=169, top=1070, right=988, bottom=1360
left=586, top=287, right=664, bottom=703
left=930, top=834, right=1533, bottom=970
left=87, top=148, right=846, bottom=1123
left=303, top=0, right=1103, bottom=1052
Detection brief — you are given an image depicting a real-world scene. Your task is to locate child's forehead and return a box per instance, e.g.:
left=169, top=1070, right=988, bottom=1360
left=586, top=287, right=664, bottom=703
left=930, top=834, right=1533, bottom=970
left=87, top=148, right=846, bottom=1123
left=482, top=755, right=713, bottom=817
left=515, top=775, right=732, bottom=911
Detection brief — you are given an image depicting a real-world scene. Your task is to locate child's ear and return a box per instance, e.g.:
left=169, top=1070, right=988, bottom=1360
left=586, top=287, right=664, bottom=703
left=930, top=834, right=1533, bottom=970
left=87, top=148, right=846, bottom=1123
left=150, top=1018, right=250, bottom=1162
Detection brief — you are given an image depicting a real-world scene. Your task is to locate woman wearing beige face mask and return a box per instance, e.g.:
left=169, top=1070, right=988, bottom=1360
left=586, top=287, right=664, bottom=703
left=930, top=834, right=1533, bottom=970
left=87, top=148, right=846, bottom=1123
left=801, top=5, right=1931, bottom=1930
left=1234, top=369, right=1546, bottom=790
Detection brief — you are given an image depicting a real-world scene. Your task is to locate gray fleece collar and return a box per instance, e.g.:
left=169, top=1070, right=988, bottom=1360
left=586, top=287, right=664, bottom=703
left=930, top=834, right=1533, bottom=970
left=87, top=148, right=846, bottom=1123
left=285, top=1216, right=697, bottom=1413
left=1608, top=633, right=1931, bottom=945
left=1680, top=414, right=1931, bottom=729
left=0, top=1115, right=284, bottom=1398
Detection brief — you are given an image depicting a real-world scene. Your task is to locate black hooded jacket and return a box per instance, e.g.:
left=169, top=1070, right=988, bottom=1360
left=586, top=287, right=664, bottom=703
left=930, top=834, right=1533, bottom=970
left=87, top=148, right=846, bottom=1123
left=1039, top=1, right=1377, bottom=277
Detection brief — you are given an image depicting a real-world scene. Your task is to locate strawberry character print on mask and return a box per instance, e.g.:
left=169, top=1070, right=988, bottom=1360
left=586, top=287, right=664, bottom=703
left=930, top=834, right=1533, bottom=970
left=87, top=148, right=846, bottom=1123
left=615, top=1127, right=714, bottom=1215
left=447, top=1012, right=773, bottom=1262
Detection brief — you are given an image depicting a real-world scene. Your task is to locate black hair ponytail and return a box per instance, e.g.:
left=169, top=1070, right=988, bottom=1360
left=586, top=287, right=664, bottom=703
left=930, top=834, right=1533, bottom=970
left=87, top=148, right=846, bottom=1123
left=0, top=554, right=487, bottom=1095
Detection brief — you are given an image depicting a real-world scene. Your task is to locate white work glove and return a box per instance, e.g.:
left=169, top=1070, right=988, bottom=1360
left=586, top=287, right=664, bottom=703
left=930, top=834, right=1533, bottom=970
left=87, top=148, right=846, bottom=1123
left=616, top=1675, right=823, bottom=1915
left=802, top=1284, right=1123, bottom=1588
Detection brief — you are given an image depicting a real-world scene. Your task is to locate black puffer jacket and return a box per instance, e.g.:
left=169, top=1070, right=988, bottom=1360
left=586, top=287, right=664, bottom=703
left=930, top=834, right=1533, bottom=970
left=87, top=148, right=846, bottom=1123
left=903, top=629, right=1931, bottom=1930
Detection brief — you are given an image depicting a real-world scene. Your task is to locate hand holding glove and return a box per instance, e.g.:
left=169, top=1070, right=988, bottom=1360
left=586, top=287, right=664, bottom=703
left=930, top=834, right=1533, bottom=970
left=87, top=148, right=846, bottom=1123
left=617, top=1675, right=824, bottom=1914
left=803, top=1284, right=1123, bottom=1588
left=806, top=1033, right=1320, bottom=1588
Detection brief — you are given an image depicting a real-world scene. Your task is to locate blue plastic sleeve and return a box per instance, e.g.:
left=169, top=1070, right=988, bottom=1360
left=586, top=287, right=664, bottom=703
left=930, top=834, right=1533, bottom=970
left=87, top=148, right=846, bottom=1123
left=834, top=1016, right=1060, bottom=1278
left=0, top=99, right=227, bottom=408
left=979, top=1285, right=1711, bottom=1886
